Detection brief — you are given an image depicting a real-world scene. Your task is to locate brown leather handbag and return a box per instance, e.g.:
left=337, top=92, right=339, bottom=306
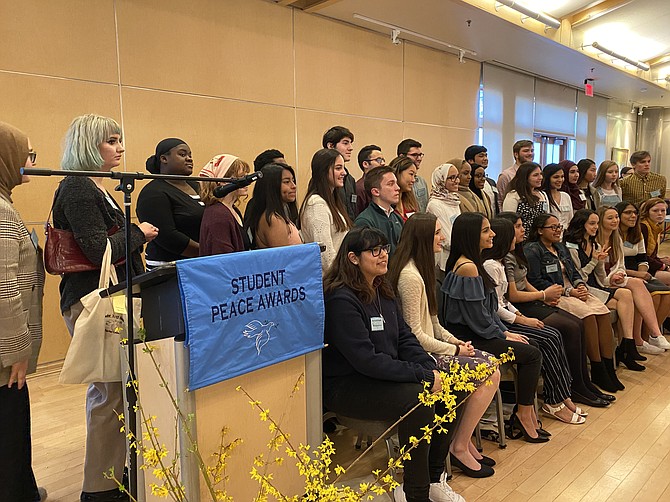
left=44, top=187, right=124, bottom=275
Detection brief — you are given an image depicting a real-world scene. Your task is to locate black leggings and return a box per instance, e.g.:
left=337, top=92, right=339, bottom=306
left=324, top=375, right=461, bottom=502
left=446, top=323, right=542, bottom=406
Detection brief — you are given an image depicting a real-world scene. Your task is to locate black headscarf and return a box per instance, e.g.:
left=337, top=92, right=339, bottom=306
left=146, top=138, right=187, bottom=174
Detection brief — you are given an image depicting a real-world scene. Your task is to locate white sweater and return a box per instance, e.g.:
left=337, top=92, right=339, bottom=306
left=299, top=194, right=347, bottom=273
left=426, top=194, right=461, bottom=272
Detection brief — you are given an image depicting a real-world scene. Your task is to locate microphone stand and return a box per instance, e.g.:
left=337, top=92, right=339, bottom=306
left=22, top=168, right=238, bottom=500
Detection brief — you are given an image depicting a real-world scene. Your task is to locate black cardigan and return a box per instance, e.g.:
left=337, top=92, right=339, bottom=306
left=322, top=286, right=436, bottom=387
left=52, top=176, right=146, bottom=313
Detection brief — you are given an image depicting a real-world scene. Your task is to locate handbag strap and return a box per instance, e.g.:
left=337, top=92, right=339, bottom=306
left=99, top=240, right=119, bottom=289
left=45, top=183, right=62, bottom=231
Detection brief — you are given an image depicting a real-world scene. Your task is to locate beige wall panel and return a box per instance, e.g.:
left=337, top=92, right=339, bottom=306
left=116, top=0, right=294, bottom=106
left=294, top=109, right=404, bottom=199
left=120, top=88, right=297, bottom=181
left=404, top=43, right=479, bottom=129
left=401, top=123, right=476, bottom=180
left=0, top=72, right=122, bottom=363
left=294, top=11, right=403, bottom=120
left=0, top=0, right=117, bottom=82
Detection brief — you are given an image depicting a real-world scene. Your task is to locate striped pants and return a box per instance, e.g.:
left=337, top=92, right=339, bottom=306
left=504, top=322, right=573, bottom=405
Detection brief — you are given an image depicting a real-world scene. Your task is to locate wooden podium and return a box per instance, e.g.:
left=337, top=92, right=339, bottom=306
left=118, top=265, right=322, bottom=501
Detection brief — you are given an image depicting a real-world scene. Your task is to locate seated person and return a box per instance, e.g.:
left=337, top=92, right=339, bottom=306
left=323, top=227, right=466, bottom=502
left=354, top=166, right=403, bottom=257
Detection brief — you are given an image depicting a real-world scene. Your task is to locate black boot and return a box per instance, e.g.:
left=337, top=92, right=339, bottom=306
left=591, top=360, right=619, bottom=393
left=603, top=357, right=625, bottom=390
left=620, top=339, right=646, bottom=371
left=629, top=340, right=647, bottom=361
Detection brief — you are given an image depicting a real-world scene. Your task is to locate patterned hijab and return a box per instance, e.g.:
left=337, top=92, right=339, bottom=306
left=0, top=121, right=29, bottom=202
left=199, top=154, right=239, bottom=178
left=430, top=163, right=460, bottom=204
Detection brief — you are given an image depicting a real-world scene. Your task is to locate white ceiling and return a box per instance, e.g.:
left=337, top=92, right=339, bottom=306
left=305, top=0, right=670, bottom=107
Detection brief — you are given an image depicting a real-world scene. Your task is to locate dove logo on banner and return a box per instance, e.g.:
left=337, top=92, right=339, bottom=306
left=176, top=243, right=325, bottom=390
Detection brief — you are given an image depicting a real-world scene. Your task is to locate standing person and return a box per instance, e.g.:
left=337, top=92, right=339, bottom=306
left=577, top=159, right=597, bottom=210
left=497, top=139, right=534, bottom=209
left=464, top=145, right=498, bottom=215
left=0, top=122, right=46, bottom=502
left=323, top=126, right=357, bottom=221
left=389, top=213, right=501, bottom=477
left=469, top=164, right=494, bottom=219
left=501, top=162, right=548, bottom=239
left=354, top=144, right=385, bottom=216
left=323, top=227, right=465, bottom=502
left=620, top=151, right=667, bottom=205
left=524, top=214, right=622, bottom=393
left=137, top=138, right=204, bottom=268
left=426, top=163, right=461, bottom=275
left=442, top=212, right=546, bottom=442
left=389, top=156, right=419, bottom=221
left=483, top=218, right=586, bottom=424
left=198, top=154, right=251, bottom=256
left=397, top=138, right=429, bottom=212
left=559, top=160, right=585, bottom=210
left=54, top=114, right=158, bottom=501
left=244, top=163, right=301, bottom=249
left=354, top=166, right=403, bottom=257
left=253, top=148, right=286, bottom=171
left=542, top=163, right=573, bottom=233
left=592, top=160, right=622, bottom=208
left=299, top=148, right=352, bottom=273
left=563, top=209, right=644, bottom=369
left=453, top=158, right=486, bottom=215
left=498, top=212, right=611, bottom=407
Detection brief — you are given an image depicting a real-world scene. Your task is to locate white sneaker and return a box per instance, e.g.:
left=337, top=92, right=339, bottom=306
left=638, top=340, right=665, bottom=355
left=430, top=473, right=466, bottom=502
left=649, top=335, right=670, bottom=350
left=393, top=484, right=407, bottom=502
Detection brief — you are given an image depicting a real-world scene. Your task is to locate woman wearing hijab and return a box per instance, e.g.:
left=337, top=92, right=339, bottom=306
left=136, top=138, right=205, bottom=268
left=198, top=154, right=251, bottom=255
left=426, top=163, right=461, bottom=276
left=468, top=163, right=494, bottom=219
left=560, top=160, right=586, bottom=210
left=0, top=121, right=46, bottom=502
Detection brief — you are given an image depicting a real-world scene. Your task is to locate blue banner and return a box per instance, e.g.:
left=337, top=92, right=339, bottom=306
left=176, top=243, right=324, bottom=390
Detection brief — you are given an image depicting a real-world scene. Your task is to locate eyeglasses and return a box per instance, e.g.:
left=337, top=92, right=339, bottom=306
left=621, top=210, right=637, bottom=215
left=445, top=175, right=460, bottom=182
left=28, top=150, right=37, bottom=163
left=364, top=244, right=391, bottom=257
left=367, top=157, right=385, bottom=164
left=407, top=153, right=425, bottom=158
left=542, top=224, right=564, bottom=231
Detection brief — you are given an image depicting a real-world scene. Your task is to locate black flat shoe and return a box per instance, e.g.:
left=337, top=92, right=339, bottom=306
left=450, top=454, right=495, bottom=478
left=597, top=392, right=616, bottom=402
left=572, top=391, right=610, bottom=408
left=477, top=455, right=496, bottom=467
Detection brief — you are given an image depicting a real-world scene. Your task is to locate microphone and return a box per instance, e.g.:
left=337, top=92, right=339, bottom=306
left=213, top=171, right=263, bottom=198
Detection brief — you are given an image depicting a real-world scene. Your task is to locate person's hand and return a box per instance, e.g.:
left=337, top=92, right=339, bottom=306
left=543, top=284, right=563, bottom=303
left=138, top=222, right=159, bottom=242
left=9, top=359, right=29, bottom=389
left=505, top=332, right=529, bottom=344
left=460, top=341, right=475, bottom=356
left=662, top=256, right=670, bottom=266
left=595, top=246, right=611, bottom=261
left=431, top=370, right=443, bottom=393
left=571, top=285, right=589, bottom=301
left=610, top=272, right=626, bottom=285
left=519, top=316, right=544, bottom=329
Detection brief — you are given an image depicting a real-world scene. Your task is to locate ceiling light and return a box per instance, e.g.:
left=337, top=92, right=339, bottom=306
left=494, top=0, right=561, bottom=30
left=352, top=14, right=476, bottom=60
left=584, top=42, right=650, bottom=71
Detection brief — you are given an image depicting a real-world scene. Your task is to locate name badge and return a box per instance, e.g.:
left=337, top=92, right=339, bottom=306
left=624, top=241, right=634, bottom=249
left=370, top=316, right=385, bottom=331
left=560, top=205, right=571, bottom=212
left=351, top=194, right=357, bottom=203
left=546, top=263, right=559, bottom=273
left=565, top=242, right=578, bottom=249
left=492, top=186, right=499, bottom=194
left=542, top=201, right=549, bottom=212
left=579, top=193, right=587, bottom=201
left=651, top=190, right=661, bottom=197
left=30, top=229, right=39, bottom=250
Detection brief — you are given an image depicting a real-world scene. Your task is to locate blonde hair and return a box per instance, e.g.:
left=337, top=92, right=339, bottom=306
left=593, top=160, right=618, bottom=189
left=200, top=158, right=250, bottom=206
left=596, top=206, right=622, bottom=265
left=61, top=114, right=122, bottom=171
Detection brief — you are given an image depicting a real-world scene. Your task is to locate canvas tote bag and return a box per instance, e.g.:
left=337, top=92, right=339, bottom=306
left=59, top=241, right=141, bottom=384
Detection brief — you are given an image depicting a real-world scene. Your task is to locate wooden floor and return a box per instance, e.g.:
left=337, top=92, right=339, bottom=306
left=27, top=347, right=670, bottom=502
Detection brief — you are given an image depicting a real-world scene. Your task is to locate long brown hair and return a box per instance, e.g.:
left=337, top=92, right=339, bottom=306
left=389, top=156, right=419, bottom=213
left=593, top=160, right=618, bottom=189
left=323, top=227, right=395, bottom=304
left=510, top=162, right=542, bottom=204
left=299, top=148, right=352, bottom=232
left=615, top=201, right=641, bottom=244
left=388, top=213, right=439, bottom=315
left=596, top=206, right=623, bottom=265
